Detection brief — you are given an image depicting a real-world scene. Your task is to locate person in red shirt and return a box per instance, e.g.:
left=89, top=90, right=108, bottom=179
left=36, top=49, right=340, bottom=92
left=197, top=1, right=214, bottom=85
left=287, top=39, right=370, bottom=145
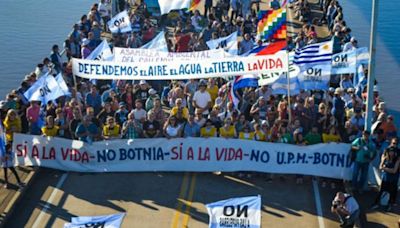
left=174, top=31, right=191, bottom=52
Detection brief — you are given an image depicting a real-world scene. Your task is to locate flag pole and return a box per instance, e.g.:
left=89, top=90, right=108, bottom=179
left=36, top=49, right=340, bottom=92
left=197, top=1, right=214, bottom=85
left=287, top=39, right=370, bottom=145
left=365, top=0, right=379, bottom=132
left=286, top=50, right=292, bottom=124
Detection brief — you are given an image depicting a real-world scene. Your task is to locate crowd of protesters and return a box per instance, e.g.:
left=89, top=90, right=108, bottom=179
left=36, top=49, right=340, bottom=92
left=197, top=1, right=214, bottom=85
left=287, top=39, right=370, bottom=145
left=1, top=0, right=399, bottom=210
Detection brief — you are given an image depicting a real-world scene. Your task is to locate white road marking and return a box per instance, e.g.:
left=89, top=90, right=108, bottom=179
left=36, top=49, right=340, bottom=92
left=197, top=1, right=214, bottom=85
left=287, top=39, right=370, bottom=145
left=312, top=179, right=325, bottom=228
left=32, top=173, right=69, bottom=228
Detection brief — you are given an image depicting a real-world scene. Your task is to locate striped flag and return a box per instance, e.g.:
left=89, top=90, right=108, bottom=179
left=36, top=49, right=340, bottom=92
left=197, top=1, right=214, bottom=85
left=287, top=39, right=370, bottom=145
left=294, top=41, right=333, bottom=65
left=189, top=0, right=201, bottom=11
left=294, top=41, right=333, bottom=90
left=257, top=9, right=287, bottom=42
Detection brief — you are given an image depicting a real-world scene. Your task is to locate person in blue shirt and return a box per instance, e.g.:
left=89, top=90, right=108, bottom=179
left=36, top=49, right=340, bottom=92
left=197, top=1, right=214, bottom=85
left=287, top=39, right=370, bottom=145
left=183, top=114, right=200, bottom=137
left=75, top=115, right=99, bottom=143
left=332, top=88, right=345, bottom=128
left=351, top=130, right=377, bottom=193
left=85, top=85, right=102, bottom=115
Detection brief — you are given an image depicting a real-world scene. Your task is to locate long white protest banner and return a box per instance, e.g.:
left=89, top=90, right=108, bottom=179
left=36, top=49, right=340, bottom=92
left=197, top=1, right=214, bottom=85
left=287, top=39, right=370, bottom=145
left=113, top=48, right=229, bottom=63
left=72, top=51, right=288, bottom=80
left=14, top=134, right=352, bottom=179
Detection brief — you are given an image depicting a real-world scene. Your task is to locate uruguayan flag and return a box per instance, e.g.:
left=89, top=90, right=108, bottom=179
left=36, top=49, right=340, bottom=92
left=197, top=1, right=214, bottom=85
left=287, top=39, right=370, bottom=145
left=23, top=73, right=65, bottom=104
left=207, top=32, right=238, bottom=55
left=141, top=31, right=168, bottom=52
left=64, top=213, right=125, bottom=228
left=206, top=196, right=261, bottom=228
left=294, top=41, right=333, bottom=90
left=294, top=41, right=333, bottom=65
left=87, top=40, right=114, bottom=61
left=107, top=11, right=132, bottom=33
left=55, top=73, right=71, bottom=96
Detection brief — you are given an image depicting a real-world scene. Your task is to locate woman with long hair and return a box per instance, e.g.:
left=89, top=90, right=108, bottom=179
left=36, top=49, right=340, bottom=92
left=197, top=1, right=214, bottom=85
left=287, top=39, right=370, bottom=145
left=3, top=109, right=21, bottom=144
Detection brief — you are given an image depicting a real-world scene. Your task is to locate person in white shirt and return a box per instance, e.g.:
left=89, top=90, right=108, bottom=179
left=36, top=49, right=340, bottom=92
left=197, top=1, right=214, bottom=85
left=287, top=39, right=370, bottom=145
left=331, top=192, right=360, bottom=227
left=98, top=0, right=111, bottom=31
left=192, top=80, right=212, bottom=116
left=130, top=99, right=147, bottom=122
left=343, top=37, right=358, bottom=52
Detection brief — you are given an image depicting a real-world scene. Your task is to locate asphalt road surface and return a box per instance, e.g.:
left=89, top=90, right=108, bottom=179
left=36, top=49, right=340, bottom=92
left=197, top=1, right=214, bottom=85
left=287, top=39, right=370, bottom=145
left=5, top=168, right=399, bottom=228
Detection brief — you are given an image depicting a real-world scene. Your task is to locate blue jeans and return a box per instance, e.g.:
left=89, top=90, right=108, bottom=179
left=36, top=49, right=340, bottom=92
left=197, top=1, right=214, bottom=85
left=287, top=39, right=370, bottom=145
left=352, top=162, right=369, bottom=190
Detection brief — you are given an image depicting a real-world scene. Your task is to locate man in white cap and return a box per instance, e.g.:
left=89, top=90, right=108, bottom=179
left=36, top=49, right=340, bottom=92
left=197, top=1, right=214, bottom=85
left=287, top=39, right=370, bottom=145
left=343, top=37, right=358, bottom=52
left=145, top=88, right=159, bottom=111
left=81, top=38, right=91, bottom=59
left=135, top=80, right=149, bottom=105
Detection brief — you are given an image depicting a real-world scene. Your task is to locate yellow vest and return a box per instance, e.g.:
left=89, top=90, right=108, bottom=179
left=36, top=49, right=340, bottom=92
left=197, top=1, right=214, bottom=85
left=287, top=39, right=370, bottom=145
left=254, top=130, right=266, bottom=141
left=200, top=127, right=217, bottom=137
left=103, top=124, right=120, bottom=137
left=219, top=126, right=236, bottom=138
left=41, top=126, right=59, bottom=137
left=322, top=133, right=341, bottom=143
left=239, top=132, right=255, bottom=140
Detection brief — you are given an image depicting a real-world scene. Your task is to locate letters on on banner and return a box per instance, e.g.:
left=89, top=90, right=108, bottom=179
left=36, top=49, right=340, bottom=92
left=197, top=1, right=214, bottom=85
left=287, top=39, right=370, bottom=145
left=331, top=47, right=369, bottom=75
left=64, top=213, right=125, bottom=228
left=71, top=51, right=288, bottom=80
left=114, top=48, right=229, bottom=63
left=13, top=134, right=353, bottom=180
left=297, top=64, right=331, bottom=91
left=107, top=10, right=132, bottom=33
left=206, top=196, right=261, bottom=228
left=23, top=73, right=66, bottom=104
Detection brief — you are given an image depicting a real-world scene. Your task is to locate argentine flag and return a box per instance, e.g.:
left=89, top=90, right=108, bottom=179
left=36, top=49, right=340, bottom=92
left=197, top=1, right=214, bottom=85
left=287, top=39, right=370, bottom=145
left=141, top=31, right=168, bottom=52
left=86, top=40, right=114, bottom=61
left=158, top=0, right=191, bottom=15
left=206, top=195, right=261, bottom=228
left=23, top=73, right=66, bottom=104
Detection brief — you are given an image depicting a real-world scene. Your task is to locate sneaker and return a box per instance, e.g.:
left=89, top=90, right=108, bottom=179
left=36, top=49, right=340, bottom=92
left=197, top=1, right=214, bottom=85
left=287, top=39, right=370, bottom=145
left=370, top=204, right=379, bottom=210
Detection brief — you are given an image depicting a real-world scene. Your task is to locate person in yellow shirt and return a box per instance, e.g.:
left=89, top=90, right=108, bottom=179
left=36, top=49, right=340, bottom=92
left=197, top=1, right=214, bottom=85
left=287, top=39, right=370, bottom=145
left=207, top=78, right=219, bottom=106
left=3, top=109, right=21, bottom=143
left=200, top=119, right=217, bottom=137
left=238, top=125, right=255, bottom=140
left=322, top=126, right=342, bottom=143
left=170, top=98, right=189, bottom=120
left=41, top=116, right=59, bottom=137
left=219, top=117, right=237, bottom=138
left=103, top=117, right=121, bottom=140
left=254, top=123, right=266, bottom=141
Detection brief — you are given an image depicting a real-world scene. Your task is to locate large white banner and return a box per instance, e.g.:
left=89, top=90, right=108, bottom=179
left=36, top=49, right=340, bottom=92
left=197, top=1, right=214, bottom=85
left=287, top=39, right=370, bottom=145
left=71, top=51, right=288, bottom=80
left=206, top=196, right=261, bottom=228
left=13, top=134, right=352, bottom=179
left=113, top=48, right=229, bottom=63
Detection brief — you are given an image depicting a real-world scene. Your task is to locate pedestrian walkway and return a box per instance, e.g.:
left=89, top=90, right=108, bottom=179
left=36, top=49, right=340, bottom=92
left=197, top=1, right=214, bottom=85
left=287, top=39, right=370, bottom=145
left=0, top=167, right=37, bottom=227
